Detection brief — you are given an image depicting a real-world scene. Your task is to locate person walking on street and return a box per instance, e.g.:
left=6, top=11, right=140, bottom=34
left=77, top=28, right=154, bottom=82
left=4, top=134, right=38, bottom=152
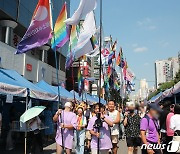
left=124, top=101, right=141, bottom=154
left=165, top=104, right=175, bottom=153
left=170, top=104, right=180, bottom=153
left=140, top=103, right=162, bottom=154
left=75, top=105, right=87, bottom=154
left=107, top=100, right=120, bottom=154
left=53, top=102, right=77, bottom=154
left=87, top=103, right=113, bottom=154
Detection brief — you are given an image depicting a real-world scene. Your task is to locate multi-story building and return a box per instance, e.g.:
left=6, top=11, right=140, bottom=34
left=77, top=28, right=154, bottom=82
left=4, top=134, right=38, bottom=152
left=139, top=79, right=149, bottom=100
left=155, top=57, right=179, bottom=88
left=0, top=0, right=70, bottom=85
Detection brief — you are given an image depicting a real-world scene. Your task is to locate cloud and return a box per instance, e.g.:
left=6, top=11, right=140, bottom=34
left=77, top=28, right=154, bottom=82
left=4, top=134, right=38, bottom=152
left=159, top=41, right=169, bottom=47
left=137, top=17, right=151, bottom=26
left=134, top=47, right=148, bottom=53
left=148, top=25, right=157, bottom=30
left=137, top=17, right=157, bottom=30
left=132, top=43, right=138, bottom=47
left=144, top=62, right=149, bottom=66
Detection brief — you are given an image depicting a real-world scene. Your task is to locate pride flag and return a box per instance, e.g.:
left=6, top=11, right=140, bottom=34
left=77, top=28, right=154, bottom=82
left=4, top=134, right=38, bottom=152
left=116, top=47, right=122, bottom=66
left=16, top=0, right=52, bottom=54
left=65, top=25, right=78, bottom=69
left=78, top=67, right=84, bottom=96
left=51, top=3, right=69, bottom=50
left=114, top=79, right=120, bottom=90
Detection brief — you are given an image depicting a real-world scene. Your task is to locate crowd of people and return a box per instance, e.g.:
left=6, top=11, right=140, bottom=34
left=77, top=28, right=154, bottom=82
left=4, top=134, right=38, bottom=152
left=50, top=100, right=180, bottom=154
left=13, top=99, right=179, bottom=154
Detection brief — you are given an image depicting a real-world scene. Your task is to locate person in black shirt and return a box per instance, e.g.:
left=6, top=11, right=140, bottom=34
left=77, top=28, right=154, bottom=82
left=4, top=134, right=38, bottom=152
left=124, top=101, right=141, bottom=154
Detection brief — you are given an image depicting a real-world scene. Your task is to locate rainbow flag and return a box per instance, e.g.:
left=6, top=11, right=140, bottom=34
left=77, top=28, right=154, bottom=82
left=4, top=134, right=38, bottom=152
left=116, top=47, right=122, bottom=66
left=65, top=25, right=78, bottom=69
left=114, top=79, right=120, bottom=90
left=69, top=25, right=78, bottom=50
left=78, top=67, right=84, bottom=96
left=51, top=3, right=69, bottom=50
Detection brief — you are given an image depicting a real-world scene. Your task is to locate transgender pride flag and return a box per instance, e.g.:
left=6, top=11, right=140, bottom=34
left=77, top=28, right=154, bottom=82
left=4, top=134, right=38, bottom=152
left=16, top=0, right=52, bottom=54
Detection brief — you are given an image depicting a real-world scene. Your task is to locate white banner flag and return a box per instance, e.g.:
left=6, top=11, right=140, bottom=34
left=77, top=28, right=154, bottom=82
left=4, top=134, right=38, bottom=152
left=74, top=11, right=96, bottom=58
left=65, top=0, right=97, bottom=25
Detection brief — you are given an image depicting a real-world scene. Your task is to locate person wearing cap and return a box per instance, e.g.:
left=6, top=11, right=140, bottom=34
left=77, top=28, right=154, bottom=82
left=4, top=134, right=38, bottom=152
left=124, top=101, right=141, bottom=154
left=53, top=102, right=77, bottom=154
left=140, top=103, right=162, bottom=154
left=74, top=105, right=87, bottom=154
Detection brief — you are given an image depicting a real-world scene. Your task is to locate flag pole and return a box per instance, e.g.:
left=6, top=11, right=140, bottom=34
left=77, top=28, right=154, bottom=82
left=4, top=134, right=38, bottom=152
left=49, top=0, right=64, bottom=150
left=98, top=0, right=103, bottom=153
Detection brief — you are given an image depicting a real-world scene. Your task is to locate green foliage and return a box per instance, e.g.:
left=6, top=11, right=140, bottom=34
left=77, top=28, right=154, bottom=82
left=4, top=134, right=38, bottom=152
left=174, top=69, right=180, bottom=84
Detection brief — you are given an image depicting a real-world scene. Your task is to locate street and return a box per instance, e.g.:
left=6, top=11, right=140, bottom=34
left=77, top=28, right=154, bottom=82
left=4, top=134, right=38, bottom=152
left=43, top=140, right=141, bottom=154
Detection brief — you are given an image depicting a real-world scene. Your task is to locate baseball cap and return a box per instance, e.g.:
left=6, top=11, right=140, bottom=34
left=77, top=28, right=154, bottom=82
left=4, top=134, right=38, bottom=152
left=149, top=103, right=162, bottom=112
left=64, top=102, right=72, bottom=108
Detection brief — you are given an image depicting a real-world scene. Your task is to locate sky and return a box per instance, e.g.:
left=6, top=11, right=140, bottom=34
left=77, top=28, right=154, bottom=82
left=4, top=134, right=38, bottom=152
left=70, top=0, right=180, bottom=91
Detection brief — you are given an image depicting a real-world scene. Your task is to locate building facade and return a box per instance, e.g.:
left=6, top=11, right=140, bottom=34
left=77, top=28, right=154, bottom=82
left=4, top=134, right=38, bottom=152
left=155, top=57, right=179, bottom=88
left=139, top=79, right=149, bottom=100
left=0, top=0, right=70, bottom=85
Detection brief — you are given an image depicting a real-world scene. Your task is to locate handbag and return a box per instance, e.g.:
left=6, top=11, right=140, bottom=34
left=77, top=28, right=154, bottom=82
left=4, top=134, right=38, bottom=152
left=172, top=131, right=180, bottom=153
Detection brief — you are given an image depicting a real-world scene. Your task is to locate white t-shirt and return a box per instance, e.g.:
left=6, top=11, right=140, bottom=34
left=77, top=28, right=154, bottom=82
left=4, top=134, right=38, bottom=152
left=109, top=110, right=119, bottom=135
left=170, top=114, right=180, bottom=131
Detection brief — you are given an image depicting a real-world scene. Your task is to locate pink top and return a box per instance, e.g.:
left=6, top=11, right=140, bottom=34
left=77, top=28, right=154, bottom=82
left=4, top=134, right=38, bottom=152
left=166, top=112, right=174, bottom=136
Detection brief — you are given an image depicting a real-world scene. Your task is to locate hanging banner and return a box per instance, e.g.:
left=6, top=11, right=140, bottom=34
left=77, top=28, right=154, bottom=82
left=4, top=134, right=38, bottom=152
left=30, top=90, right=58, bottom=101
left=0, top=82, right=27, bottom=97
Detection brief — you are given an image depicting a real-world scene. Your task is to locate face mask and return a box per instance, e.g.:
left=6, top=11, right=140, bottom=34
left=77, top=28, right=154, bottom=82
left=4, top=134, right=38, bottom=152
left=153, top=113, right=159, bottom=119
left=129, top=109, right=134, bottom=113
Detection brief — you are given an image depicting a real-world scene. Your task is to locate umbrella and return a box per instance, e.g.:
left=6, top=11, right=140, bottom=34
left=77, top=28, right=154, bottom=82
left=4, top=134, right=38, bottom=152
left=20, top=106, right=46, bottom=123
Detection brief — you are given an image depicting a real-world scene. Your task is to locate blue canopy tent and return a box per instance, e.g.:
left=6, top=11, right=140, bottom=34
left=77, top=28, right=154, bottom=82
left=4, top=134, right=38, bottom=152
left=149, top=92, right=163, bottom=103
left=149, top=81, right=180, bottom=104
left=92, top=95, right=107, bottom=105
left=36, top=80, right=74, bottom=101
left=70, top=90, right=81, bottom=102
left=0, top=69, right=58, bottom=101
left=70, top=90, right=98, bottom=105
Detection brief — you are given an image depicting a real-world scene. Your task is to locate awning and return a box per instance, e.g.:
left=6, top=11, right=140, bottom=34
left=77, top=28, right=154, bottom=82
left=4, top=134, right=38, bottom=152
left=0, top=69, right=58, bottom=101
left=70, top=90, right=97, bottom=105
left=149, top=81, right=180, bottom=103
left=92, top=95, right=107, bottom=105
left=149, top=92, right=163, bottom=103
left=36, top=80, right=74, bottom=101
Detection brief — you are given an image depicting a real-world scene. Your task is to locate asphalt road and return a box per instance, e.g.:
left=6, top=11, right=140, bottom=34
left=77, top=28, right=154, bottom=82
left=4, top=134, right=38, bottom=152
left=43, top=140, right=142, bottom=154
left=0, top=139, right=141, bottom=154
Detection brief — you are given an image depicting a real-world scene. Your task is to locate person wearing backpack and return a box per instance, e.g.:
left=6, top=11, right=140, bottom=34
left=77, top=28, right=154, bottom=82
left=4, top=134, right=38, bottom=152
left=140, top=103, right=162, bottom=154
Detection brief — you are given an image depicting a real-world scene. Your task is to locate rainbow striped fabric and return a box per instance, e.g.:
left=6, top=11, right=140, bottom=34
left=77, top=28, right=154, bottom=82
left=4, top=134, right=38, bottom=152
left=78, top=67, right=84, bottom=96
left=69, top=25, right=78, bottom=50
left=51, top=2, right=69, bottom=50
left=65, top=25, right=78, bottom=69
